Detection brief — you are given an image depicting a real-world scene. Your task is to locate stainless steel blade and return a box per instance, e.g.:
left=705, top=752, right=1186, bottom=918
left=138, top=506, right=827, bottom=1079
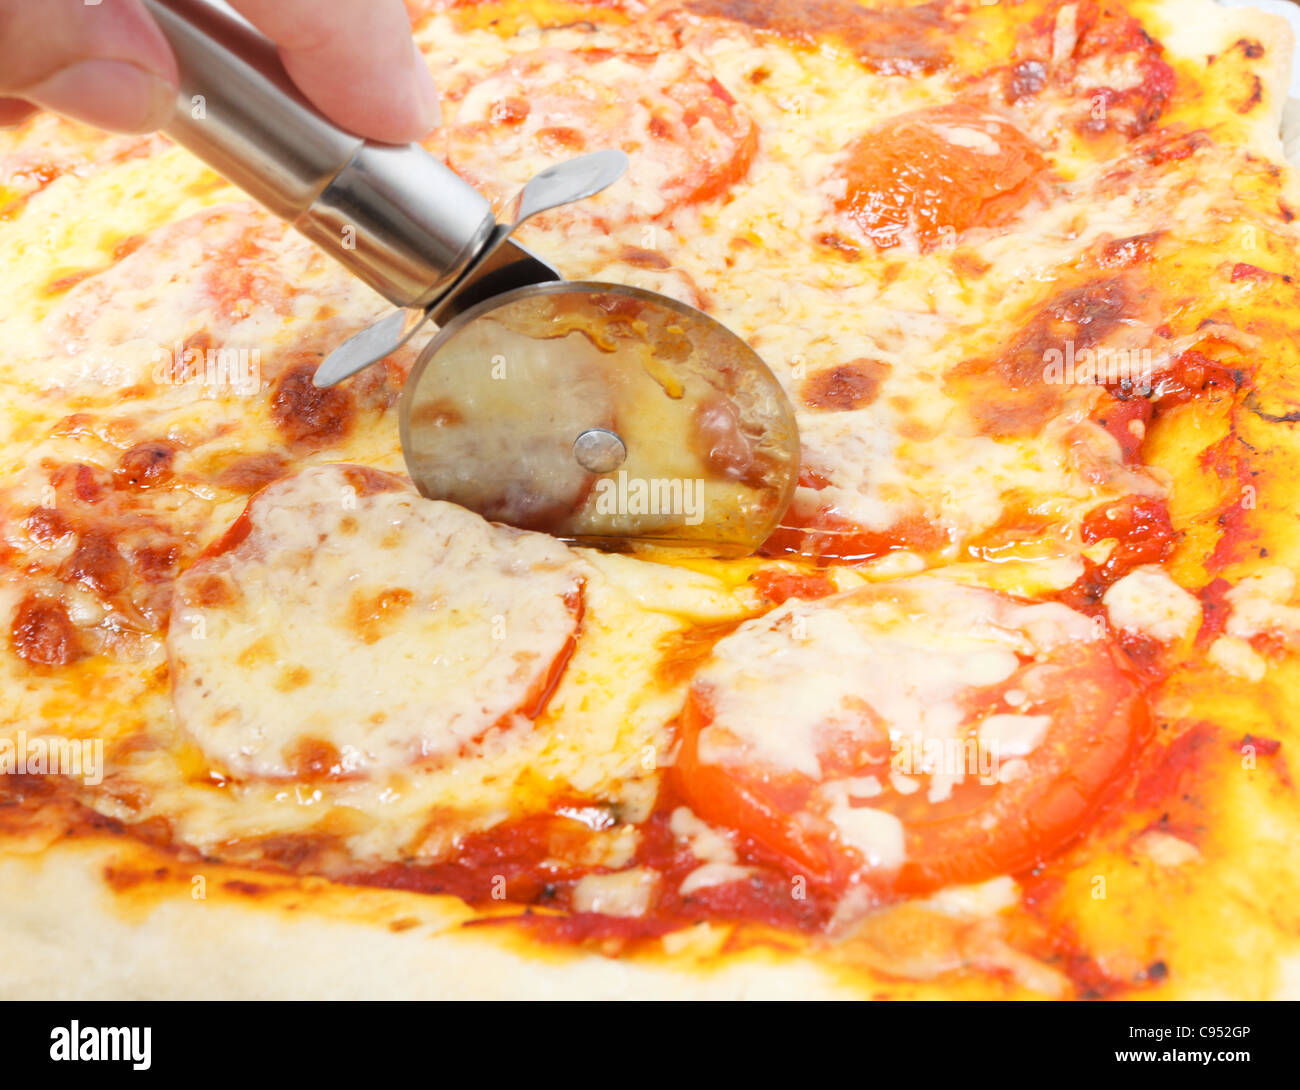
left=399, top=282, right=801, bottom=557
left=313, top=150, right=627, bottom=389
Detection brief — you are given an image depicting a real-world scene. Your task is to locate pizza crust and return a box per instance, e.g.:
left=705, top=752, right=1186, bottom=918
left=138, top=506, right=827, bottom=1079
left=0, top=838, right=867, bottom=1000
left=1156, top=0, right=1295, bottom=154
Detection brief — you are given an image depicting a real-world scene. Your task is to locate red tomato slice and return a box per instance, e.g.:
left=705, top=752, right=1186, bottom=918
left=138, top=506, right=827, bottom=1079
left=444, top=46, right=757, bottom=228
left=671, top=577, right=1148, bottom=896
left=761, top=504, right=947, bottom=562
left=836, top=104, right=1048, bottom=252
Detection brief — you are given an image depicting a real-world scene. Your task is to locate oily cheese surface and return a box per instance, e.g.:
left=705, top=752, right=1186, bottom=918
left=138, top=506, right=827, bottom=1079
left=169, top=464, right=585, bottom=780
left=1, top=0, right=1300, bottom=999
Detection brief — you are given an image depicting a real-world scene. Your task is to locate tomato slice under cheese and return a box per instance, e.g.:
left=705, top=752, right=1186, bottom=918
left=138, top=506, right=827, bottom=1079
left=673, top=576, right=1147, bottom=895
left=36, top=203, right=385, bottom=395
left=444, top=45, right=757, bottom=226
left=167, top=464, right=584, bottom=781
left=835, top=104, right=1048, bottom=252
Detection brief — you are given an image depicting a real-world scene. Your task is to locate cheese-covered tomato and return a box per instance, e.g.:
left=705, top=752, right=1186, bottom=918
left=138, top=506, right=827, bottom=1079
left=835, top=104, right=1047, bottom=252
left=37, top=203, right=387, bottom=395
left=168, top=464, right=584, bottom=781
left=444, top=46, right=757, bottom=227
left=673, top=576, right=1147, bottom=895
left=663, top=0, right=952, bottom=76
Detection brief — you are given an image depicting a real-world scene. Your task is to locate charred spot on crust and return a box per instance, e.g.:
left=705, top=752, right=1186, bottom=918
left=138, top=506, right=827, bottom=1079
left=952, top=277, right=1133, bottom=436
left=24, top=507, right=72, bottom=545
left=800, top=359, right=890, bottom=411
left=11, top=593, right=83, bottom=667
left=269, top=360, right=356, bottom=450
left=1236, top=74, right=1263, bottom=114
left=116, top=440, right=178, bottom=489
left=133, top=542, right=182, bottom=584
left=58, top=530, right=128, bottom=596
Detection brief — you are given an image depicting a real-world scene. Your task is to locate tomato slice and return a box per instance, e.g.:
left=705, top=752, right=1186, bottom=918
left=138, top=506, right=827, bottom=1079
left=836, top=103, right=1047, bottom=252
left=169, top=464, right=587, bottom=781
left=444, top=46, right=757, bottom=227
left=671, top=576, right=1148, bottom=896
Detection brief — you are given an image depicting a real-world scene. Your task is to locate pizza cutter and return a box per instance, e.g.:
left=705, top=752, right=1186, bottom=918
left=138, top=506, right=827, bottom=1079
left=143, top=0, right=799, bottom=556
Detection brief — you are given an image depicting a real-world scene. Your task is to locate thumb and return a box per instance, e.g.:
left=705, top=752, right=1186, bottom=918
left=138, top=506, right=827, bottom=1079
left=0, top=0, right=177, bottom=133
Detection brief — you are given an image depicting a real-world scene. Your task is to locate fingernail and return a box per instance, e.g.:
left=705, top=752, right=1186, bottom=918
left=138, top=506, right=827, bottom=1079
left=412, top=43, right=442, bottom=133
left=26, top=60, right=176, bottom=133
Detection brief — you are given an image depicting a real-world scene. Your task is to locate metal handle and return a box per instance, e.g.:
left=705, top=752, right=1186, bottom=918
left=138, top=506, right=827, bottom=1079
left=141, top=0, right=495, bottom=309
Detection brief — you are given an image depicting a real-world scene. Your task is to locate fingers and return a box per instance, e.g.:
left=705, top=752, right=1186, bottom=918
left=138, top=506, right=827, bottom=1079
left=0, top=97, right=38, bottom=130
left=0, top=0, right=438, bottom=142
left=228, top=0, right=440, bottom=144
left=0, top=0, right=177, bottom=133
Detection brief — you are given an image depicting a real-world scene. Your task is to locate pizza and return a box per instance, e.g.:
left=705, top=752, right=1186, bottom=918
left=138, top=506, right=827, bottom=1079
left=1, top=0, right=1299, bottom=1000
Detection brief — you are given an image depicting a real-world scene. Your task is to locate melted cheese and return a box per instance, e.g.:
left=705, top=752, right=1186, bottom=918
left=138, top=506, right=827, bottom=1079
left=671, top=805, right=752, bottom=893
left=694, top=576, right=1095, bottom=782
left=1224, top=567, right=1300, bottom=639
left=1103, top=565, right=1202, bottom=642
left=168, top=464, right=583, bottom=778
left=978, top=713, right=1052, bottom=757
left=815, top=781, right=906, bottom=869
left=571, top=868, right=659, bottom=917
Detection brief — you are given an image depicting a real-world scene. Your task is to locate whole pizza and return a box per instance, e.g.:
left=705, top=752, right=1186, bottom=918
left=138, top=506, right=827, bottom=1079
left=1, top=0, right=1299, bottom=1001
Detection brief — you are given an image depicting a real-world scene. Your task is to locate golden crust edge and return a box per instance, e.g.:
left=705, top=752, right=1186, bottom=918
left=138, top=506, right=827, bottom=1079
left=1151, top=0, right=1296, bottom=160
left=0, top=838, right=874, bottom=1000
left=2, top=829, right=1295, bottom=1000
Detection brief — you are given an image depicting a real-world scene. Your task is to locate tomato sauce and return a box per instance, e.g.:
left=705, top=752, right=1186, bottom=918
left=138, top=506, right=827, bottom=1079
left=1058, top=496, right=1176, bottom=612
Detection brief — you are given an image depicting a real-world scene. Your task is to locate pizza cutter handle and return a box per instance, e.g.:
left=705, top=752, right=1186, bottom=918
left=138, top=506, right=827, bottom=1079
left=140, top=0, right=496, bottom=309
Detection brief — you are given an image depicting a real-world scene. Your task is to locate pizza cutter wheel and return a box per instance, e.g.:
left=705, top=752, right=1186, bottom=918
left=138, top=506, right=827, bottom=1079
left=145, top=0, right=799, bottom=556
left=400, top=282, right=798, bottom=554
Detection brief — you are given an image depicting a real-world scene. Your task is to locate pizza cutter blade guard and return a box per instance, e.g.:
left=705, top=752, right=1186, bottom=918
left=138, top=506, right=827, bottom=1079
left=144, top=0, right=800, bottom=556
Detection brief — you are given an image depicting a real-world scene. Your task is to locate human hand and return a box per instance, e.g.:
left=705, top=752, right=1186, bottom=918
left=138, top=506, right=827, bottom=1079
left=0, top=0, right=441, bottom=142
